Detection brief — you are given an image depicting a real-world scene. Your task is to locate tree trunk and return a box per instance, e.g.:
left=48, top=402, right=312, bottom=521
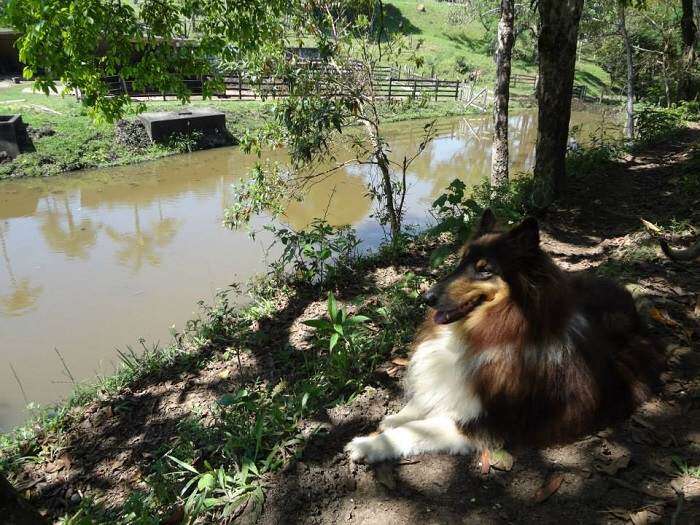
left=363, top=119, right=401, bottom=242
left=679, top=0, right=697, bottom=100
left=0, top=473, right=48, bottom=524
left=491, top=0, right=515, bottom=187
left=618, top=3, right=635, bottom=140
left=533, top=0, right=584, bottom=197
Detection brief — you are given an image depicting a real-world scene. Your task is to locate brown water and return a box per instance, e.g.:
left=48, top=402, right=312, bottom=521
left=0, top=110, right=614, bottom=430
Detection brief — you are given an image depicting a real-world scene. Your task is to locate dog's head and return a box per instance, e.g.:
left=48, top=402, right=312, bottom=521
left=424, top=209, right=541, bottom=325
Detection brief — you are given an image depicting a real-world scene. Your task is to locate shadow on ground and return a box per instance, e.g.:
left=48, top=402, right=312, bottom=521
left=8, top=128, right=700, bottom=524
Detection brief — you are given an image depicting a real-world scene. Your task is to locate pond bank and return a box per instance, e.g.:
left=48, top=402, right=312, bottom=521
left=1, top=124, right=699, bottom=523
left=0, top=110, right=616, bottom=431
left=0, top=83, right=474, bottom=181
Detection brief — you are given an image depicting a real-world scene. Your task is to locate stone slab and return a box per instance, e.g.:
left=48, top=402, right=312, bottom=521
left=137, top=107, right=226, bottom=142
left=0, top=114, right=22, bottom=158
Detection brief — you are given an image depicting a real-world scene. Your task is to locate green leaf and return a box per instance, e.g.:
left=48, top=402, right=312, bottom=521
left=166, top=454, right=199, bottom=475
left=217, top=394, right=238, bottom=407
left=198, top=472, right=216, bottom=491
left=429, top=245, right=453, bottom=268
left=327, top=291, right=338, bottom=320
left=302, top=319, right=330, bottom=329
left=348, top=315, right=370, bottom=324
left=329, top=332, right=340, bottom=351
left=334, top=323, right=344, bottom=336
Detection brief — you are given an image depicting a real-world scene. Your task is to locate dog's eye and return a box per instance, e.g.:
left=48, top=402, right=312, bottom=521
left=474, top=259, right=494, bottom=278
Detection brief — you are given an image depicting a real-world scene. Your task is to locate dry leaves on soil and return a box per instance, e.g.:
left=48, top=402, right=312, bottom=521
left=533, top=473, right=564, bottom=503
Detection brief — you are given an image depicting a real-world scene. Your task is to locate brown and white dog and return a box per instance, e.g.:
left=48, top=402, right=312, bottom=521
left=346, top=210, right=664, bottom=463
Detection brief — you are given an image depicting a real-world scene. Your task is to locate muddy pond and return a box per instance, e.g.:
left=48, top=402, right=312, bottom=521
left=0, top=109, right=618, bottom=430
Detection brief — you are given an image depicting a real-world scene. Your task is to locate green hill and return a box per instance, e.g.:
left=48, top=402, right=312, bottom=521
left=386, top=0, right=610, bottom=98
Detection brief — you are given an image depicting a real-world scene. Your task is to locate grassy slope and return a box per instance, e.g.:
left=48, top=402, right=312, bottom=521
left=387, top=0, right=610, bottom=98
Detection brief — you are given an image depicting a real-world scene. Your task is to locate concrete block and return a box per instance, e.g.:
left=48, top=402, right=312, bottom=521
left=137, top=107, right=226, bottom=142
left=0, top=114, right=22, bottom=158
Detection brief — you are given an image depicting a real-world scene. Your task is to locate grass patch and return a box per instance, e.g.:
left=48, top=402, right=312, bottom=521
left=0, top=83, right=478, bottom=180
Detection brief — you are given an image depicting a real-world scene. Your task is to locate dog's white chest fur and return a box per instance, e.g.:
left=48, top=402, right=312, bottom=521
left=405, top=325, right=483, bottom=423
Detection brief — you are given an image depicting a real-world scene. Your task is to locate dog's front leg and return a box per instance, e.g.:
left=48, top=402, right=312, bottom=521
left=345, top=416, right=475, bottom=463
left=379, top=398, right=428, bottom=430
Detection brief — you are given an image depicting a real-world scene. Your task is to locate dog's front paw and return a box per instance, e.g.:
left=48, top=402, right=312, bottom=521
left=345, top=434, right=392, bottom=463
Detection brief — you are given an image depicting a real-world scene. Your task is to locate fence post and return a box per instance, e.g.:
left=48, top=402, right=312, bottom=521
left=388, top=77, right=393, bottom=99
left=238, top=71, right=242, bottom=100
left=454, top=82, right=459, bottom=100
left=434, top=79, right=438, bottom=101
left=412, top=79, right=417, bottom=99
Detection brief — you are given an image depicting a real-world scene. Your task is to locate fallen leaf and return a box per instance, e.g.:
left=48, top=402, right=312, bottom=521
left=694, top=296, right=700, bottom=318
left=533, top=473, right=564, bottom=503
left=386, top=366, right=404, bottom=378
left=595, top=454, right=631, bottom=476
left=160, top=506, right=184, bottom=525
left=649, top=307, right=681, bottom=328
left=490, top=449, right=514, bottom=472
left=217, top=369, right=230, bottom=379
left=629, top=509, right=649, bottom=525
left=391, top=357, right=410, bottom=367
left=480, top=448, right=491, bottom=475
left=640, top=218, right=662, bottom=234
left=45, top=458, right=65, bottom=474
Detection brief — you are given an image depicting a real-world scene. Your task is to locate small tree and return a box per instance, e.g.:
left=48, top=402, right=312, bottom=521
left=225, top=2, right=435, bottom=246
left=491, top=0, right=515, bottom=187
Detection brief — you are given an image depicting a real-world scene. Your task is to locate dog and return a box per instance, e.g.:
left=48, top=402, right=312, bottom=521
left=346, top=210, right=664, bottom=463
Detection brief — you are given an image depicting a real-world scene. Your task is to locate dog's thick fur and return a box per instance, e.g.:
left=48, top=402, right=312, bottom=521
left=346, top=210, right=664, bottom=463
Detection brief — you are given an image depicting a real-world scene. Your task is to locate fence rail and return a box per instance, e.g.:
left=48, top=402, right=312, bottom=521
left=96, top=70, right=589, bottom=103
left=95, top=70, right=463, bottom=101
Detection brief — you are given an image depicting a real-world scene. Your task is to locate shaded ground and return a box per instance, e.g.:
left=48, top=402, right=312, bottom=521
left=4, top=127, right=700, bottom=524
left=258, top=126, right=700, bottom=525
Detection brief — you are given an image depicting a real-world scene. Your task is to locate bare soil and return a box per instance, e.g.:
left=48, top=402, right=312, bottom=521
left=9, top=126, right=700, bottom=524
left=259, top=126, right=700, bottom=525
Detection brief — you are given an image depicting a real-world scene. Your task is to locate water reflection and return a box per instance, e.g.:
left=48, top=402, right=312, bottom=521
left=40, top=193, right=99, bottom=260
left=0, top=110, right=617, bottom=430
left=0, top=222, right=43, bottom=316
left=104, top=204, right=181, bottom=272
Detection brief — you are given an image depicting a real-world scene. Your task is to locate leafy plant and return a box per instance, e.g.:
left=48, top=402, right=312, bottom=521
left=303, top=292, right=369, bottom=353
left=166, top=455, right=263, bottom=518
left=265, top=219, right=360, bottom=284
left=429, top=178, right=535, bottom=266
left=633, top=104, right=683, bottom=146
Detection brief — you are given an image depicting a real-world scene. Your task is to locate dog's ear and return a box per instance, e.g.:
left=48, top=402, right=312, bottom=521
left=508, top=217, right=540, bottom=249
left=474, top=208, right=496, bottom=237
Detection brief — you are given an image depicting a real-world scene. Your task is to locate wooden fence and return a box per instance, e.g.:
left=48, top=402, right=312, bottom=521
left=510, top=73, right=588, bottom=100
left=96, top=69, right=587, bottom=102
left=96, top=70, right=462, bottom=101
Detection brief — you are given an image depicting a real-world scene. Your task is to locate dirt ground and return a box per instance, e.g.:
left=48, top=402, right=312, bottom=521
left=259, top=126, right=700, bottom=525
left=9, top=126, right=700, bottom=524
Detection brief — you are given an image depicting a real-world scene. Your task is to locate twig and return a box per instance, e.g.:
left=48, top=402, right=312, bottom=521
left=671, top=488, right=684, bottom=525
left=9, top=362, right=29, bottom=405
left=606, top=476, right=663, bottom=499
left=55, top=347, right=76, bottom=385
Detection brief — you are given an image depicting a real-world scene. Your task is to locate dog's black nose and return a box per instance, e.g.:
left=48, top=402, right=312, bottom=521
left=422, top=288, right=438, bottom=307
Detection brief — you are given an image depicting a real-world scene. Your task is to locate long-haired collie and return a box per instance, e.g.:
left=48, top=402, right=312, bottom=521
left=346, top=210, right=664, bottom=463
